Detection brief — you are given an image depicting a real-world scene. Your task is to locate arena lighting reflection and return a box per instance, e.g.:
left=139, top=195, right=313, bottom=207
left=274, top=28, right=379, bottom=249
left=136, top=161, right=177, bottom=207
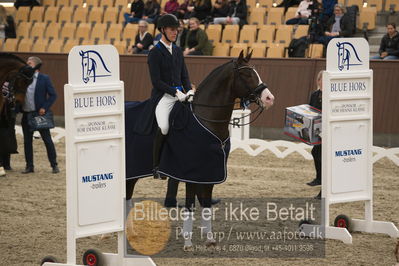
left=0, top=2, right=14, bottom=7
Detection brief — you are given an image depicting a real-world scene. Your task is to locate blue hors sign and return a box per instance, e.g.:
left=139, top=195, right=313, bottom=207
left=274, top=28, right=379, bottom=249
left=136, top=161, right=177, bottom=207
left=327, top=38, right=369, bottom=72
left=79, top=50, right=112, bottom=83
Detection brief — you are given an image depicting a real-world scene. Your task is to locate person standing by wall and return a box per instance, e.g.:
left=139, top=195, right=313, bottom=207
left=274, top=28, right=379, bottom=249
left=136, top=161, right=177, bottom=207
left=21, top=56, right=59, bottom=174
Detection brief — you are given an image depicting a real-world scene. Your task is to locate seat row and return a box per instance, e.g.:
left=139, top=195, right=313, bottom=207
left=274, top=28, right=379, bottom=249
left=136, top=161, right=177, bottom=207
left=41, top=0, right=130, bottom=8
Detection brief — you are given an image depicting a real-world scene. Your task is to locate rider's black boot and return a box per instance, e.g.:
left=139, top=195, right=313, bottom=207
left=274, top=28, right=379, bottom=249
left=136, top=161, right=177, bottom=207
left=153, top=128, right=167, bottom=180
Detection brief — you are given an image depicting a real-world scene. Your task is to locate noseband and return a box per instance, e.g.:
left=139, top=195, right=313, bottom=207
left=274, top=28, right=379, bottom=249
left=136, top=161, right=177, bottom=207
left=2, top=65, right=34, bottom=105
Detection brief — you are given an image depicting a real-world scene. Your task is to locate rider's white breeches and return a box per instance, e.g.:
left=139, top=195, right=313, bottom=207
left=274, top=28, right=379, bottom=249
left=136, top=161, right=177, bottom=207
left=155, top=93, right=178, bottom=135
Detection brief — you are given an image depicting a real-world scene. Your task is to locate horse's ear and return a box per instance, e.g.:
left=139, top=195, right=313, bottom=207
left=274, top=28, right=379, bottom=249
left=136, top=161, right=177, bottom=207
left=245, top=50, right=253, bottom=62
left=237, top=50, right=245, bottom=64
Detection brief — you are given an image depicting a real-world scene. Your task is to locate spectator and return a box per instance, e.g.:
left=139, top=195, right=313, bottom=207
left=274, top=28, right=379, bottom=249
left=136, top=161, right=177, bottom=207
left=307, top=70, right=323, bottom=200
left=124, top=0, right=145, bottom=25
left=129, top=20, right=154, bottom=54
left=162, top=0, right=179, bottom=15
left=187, top=0, right=212, bottom=22
left=143, top=0, right=161, bottom=24
left=176, top=19, right=188, bottom=48
left=371, top=23, right=399, bottom=60
left=286, top=0, right=313, bottom=25
left=21, top=56, right=59, bottom=174
left=0, top=5, right=16, bottom=40
left=277, top=0, right=301, bottom=14
left=183, top=17, right=212, bottom=55
left=213, top=0, right=247, bottom=26
left=211, top=0, right=230, bottom=18
left=320, top=0, right=337, bottom=26
left=14, top=0, right=40, bottom=9
left=316, top=4, right=354, bottom=46
left=176, top=0, right=190, bottom=19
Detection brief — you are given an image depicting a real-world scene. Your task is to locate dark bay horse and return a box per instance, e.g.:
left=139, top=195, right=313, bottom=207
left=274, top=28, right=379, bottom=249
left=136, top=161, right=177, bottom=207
left=125, top=51, right=274, bottom=249
left=0, top=53, right=36, bottom=175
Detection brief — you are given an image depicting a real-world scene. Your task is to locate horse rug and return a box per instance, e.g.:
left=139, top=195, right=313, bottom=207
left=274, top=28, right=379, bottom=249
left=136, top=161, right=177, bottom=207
left=125, top=101, right=231, bottom=184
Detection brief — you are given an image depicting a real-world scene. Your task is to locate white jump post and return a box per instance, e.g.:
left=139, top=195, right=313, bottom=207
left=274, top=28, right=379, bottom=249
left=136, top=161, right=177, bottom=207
left=300, top=38, right=399, bottom=243
left=43, top=45, right=155, bottom=265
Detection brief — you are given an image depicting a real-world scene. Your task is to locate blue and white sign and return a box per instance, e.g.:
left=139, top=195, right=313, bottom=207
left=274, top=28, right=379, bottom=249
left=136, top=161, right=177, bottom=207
left=327, top=38, right=369, bottom=72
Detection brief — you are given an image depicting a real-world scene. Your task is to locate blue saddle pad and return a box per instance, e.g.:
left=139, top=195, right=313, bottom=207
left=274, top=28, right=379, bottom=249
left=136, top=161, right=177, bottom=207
left=125, top=101, right=230, bottom=184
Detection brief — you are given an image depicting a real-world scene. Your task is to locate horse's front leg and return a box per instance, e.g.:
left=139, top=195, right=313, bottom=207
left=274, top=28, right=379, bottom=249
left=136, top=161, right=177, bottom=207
left=198, top=184, right=216, bottom=247
left=183, top=182, right=196, bottom=251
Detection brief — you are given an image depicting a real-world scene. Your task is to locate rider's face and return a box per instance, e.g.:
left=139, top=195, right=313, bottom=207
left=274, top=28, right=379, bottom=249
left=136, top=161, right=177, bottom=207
left=164, top=27, right=178, bottom=42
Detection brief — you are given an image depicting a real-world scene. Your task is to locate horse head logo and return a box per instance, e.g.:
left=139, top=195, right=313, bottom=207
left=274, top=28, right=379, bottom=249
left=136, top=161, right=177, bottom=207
left=336, top=42, right=363, bottom=71
left=79, top=50, right=112, bottom=83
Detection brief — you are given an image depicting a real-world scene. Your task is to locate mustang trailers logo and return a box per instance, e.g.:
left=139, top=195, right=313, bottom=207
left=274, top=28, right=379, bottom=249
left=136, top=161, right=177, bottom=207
left=336, top=42, right=363, bottom=71
left=79, top=50, right=112, bottom=83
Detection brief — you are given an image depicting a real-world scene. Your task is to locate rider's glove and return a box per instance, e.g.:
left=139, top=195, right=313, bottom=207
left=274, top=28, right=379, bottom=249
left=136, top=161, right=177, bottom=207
left=186, top=89, right=195, bottom=102
left=176, top=90, right=187, bottom=102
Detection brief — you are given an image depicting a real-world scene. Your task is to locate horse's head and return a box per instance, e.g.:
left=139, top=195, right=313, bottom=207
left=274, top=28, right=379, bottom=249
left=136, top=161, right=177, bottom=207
left=6, top=64, right=36, bottom=105
left=232, top=51, right=274, bottom=109
left=80, top=50, right=92, bottom=83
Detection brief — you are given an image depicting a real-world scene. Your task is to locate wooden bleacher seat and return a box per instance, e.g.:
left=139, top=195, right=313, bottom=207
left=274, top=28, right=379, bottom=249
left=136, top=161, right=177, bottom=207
left=293, top=25, right=309, bottom=39
left=358, top=7, right=377, bottom=30
left=250, top=43, right=267, bottom=57
left=81, top=39, right=95, bottom=45
left=347, top=0, right=364, bottom=8
left=58, top=7, right=73, bottom=23
left=275, top=25, right=292, bottom=47
left=47, top=39, right=64, bottom=53
left=5, top=6, right=17, bottom=18
left=307, top=43, right=323, bottom=58
left=60, top=22, right=77, bottom=40
left=44, top=6, right=59, bottom=23
left=88, top=7, right=104, bottom=24
left=221, top=25, right=239, bottom=45
left=2, top=39, right=19, bottom=52
left=258, top=0, right=275, bottom=11
left=63, top=39, right=79, bottom=53
left=42, top=0, right=56, bottom=6
left=119, top=6, right=130, bottom=24
left=115, top=0, right=129, bottom=8
left=230, top=43, right=248, bottom=56
left=75, top=23, right=92, bottom=40
left=86, top=0, right=99, bottom=8
left=257, top=25, right=275, bottom=45
left=90, top=23, right=107, bottom=41
left=122, top=24, right=139, bottom=42
left=366, top=0, right=383, bottom=11
left=107, top=24, right=123, bottom=41
left=239, top=26, right=257, bottom=44
left=45, top=22, right=61, bottom=39
left=249, top=7, right=266, bottom=28
left=114, top=40, right=128, bottom=54
left=104, top=7, right=119, bottom=24
left=17, top=22, right=32, bottom=39
left=212, top=42, right=230, bottom=56
left=29, top=6, right=45, bottom=22
left=70, top=0, right=84, bottom=8
left=266, top=7, right=284, bottom=25
left=57, top=0, right=71, bottom=7
left=206, top=26, right=222, bottom=43
left=15, top=6, right=30, bottom=23
left=73, top=7, right=89, bottom=23
left=385, top=0, right=399, bottom=11
left=246, top=0, right=257, bottom=9
left=17, top=38, right=33, bottom=52
left=32, top=38, right=49, bottom=52
left=100, top=0, right=116, bottom=7
left=284, top=7, right=297, bottom=21
left=31, top=22, right=47, bottom=39
left=266, top=43, right=285, bottom=57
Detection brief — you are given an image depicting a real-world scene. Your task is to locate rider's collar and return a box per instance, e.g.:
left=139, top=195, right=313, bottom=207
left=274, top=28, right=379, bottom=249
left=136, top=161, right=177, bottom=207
left=160, top=39, right=173, bottom=55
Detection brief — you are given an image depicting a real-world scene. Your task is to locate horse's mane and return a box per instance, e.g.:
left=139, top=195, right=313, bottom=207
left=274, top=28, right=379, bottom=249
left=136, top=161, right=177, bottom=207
left=197, top=60, right=234, bottom=88
left=0, top=53, right=26, bottom=65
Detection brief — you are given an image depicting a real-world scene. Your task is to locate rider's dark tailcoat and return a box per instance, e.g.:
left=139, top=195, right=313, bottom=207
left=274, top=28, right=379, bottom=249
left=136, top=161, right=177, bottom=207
left=133, top=41, right=192, bottom=135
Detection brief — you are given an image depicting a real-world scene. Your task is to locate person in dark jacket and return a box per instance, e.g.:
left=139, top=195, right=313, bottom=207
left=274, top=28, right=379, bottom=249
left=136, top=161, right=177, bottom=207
left=21, top=56, right=59, bottom=174
left=124, top=0, right=145, bottom=25
left=211, top=0, right=230, bottom=18
left=213, top=0, right=247, bottom=25
left=371, top=23, right=399, bottom=60
left=307, top=70, right=323, bottom=199
left=143, top=0, right=160, bottom=24
left=183, top=17, right=212, bottom=55
left=129, top=20, right=154, bottom=54
left=186, top=0, right=212, bottom=22
left=317, top=3, right=354, bottom=46
left=146, top=14, right=193, bottom=179
left=0, top=5, right=16, bottom=39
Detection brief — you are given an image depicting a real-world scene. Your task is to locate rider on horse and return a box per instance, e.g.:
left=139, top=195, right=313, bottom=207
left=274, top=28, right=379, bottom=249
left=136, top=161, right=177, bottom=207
left=148, top=14, right=195, bottom=179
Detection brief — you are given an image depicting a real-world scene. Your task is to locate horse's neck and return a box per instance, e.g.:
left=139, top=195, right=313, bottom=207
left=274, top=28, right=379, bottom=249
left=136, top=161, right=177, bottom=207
left=193, top=75, right=235, bottom=141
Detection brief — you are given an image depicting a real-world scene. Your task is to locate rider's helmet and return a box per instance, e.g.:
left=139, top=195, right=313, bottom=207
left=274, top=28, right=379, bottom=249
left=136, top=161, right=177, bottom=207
left=157, top=14, right=179, bottom=30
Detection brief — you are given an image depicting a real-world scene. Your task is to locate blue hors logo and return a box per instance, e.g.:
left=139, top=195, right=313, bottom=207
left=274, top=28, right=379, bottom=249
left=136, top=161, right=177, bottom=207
left=337, top=42, right=363, bottom=71
left=79, top=50, right=112, bottom=83
left=82, top=172, right=114, bottom=183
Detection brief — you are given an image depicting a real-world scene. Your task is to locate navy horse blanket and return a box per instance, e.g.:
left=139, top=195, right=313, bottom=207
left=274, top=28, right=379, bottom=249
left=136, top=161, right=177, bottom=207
left=125, top=100, right=230, bottom=184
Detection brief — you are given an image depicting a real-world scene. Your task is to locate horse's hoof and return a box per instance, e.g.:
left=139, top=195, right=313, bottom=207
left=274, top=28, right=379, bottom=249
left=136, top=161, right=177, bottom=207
left=205, top=239, right=217, bottom=247
left=183, top=245, right=194, bottom=252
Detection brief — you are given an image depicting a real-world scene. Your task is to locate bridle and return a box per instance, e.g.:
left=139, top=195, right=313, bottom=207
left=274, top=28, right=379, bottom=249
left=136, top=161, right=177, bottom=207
left=191, top=61, right=268, bottom=126
left=2, top=65, right=34, bottom=107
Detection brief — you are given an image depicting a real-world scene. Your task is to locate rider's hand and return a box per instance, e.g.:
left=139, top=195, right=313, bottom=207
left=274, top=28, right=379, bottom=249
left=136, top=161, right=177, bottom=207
left=186, top=89, right=195, bottom=102
left=176, top=90, right=187, bottom=102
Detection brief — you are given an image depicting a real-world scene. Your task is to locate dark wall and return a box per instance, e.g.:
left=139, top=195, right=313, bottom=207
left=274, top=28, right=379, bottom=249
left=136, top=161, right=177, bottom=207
left=14, top=53, right=399, bottom=135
